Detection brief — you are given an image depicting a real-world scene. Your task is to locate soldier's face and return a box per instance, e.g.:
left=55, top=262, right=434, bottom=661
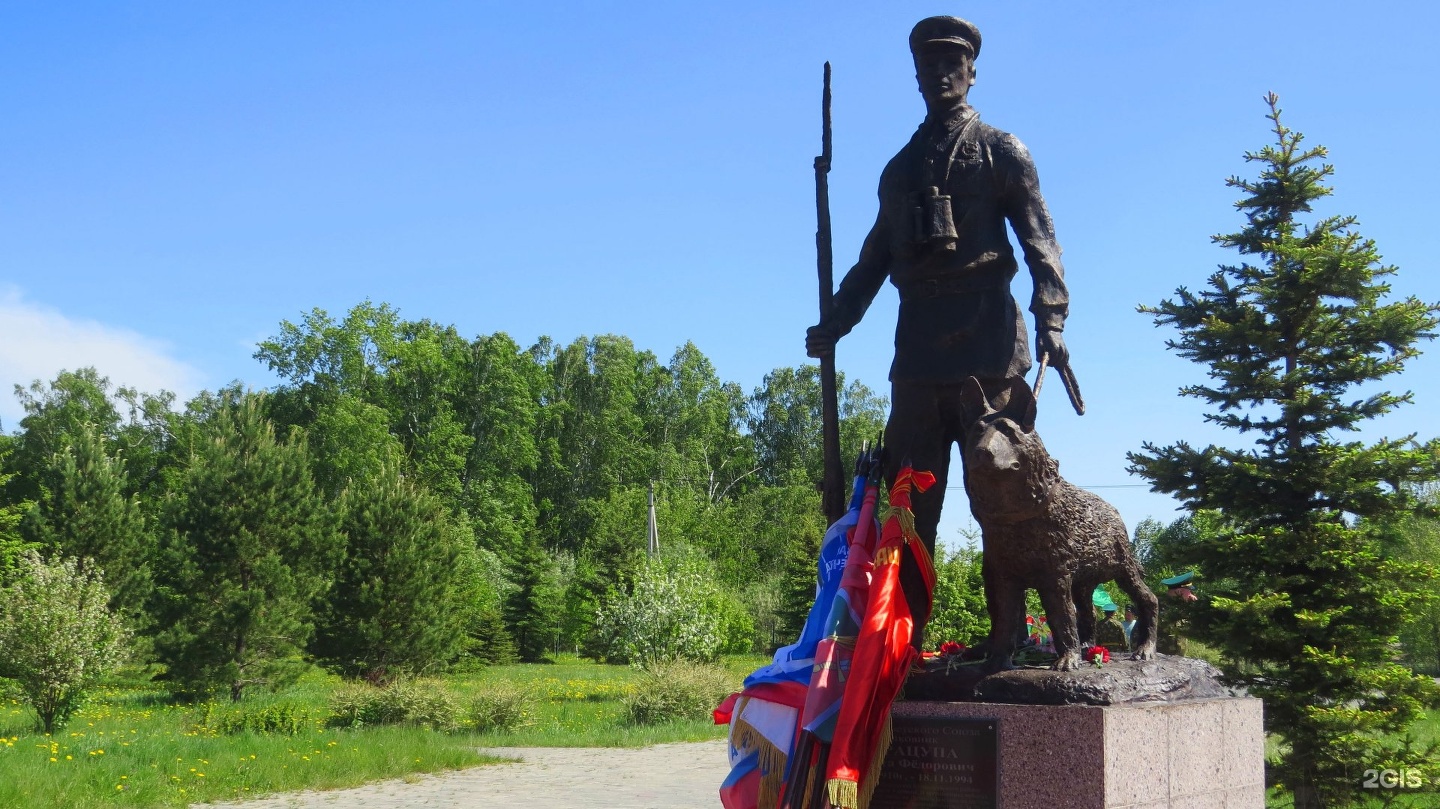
left=914, top=45, right=974, bottom=109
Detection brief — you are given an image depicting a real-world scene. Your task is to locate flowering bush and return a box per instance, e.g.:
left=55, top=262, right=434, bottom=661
left=593, top=552, right=747, bottom=668
left=0, top=552, right=130, bottom=733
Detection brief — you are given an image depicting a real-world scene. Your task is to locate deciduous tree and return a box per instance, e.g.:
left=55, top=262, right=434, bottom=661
left=0, top=553, right=129, bottom=733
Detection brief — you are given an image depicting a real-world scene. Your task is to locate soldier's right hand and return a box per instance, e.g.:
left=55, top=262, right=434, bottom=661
left=805, top=324, right=837, bottom=358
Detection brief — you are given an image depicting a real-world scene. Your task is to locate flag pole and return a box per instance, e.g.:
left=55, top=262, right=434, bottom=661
left=816, top=62, right=845, bottom=526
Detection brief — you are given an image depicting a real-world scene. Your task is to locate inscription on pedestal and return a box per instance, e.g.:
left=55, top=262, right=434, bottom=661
left=871, top=717, right=998, bottom=809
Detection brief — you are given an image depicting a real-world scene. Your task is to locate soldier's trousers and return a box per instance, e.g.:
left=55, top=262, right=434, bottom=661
left=884, top=376, right=1013, bottom=651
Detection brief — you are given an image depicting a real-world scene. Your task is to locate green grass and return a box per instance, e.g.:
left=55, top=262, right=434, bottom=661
left=451, top=655, right=746, bottom=747
left=0, top=655, right=755, bottom=808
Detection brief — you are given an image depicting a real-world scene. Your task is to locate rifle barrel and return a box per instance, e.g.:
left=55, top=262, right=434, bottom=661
left=816, top=62, right=844, bottom=525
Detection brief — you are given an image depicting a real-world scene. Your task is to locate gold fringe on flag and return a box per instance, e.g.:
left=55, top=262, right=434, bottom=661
left=731, top=711, right=789, bottom=809
left=826, top=777, right=858, bottom=809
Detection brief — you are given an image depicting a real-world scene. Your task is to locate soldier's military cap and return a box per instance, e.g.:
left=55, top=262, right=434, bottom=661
left=909, top=16, right=982, bottom=59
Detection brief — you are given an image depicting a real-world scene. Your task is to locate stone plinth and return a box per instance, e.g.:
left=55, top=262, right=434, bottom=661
left=881, top=697, right=1264, bottom=808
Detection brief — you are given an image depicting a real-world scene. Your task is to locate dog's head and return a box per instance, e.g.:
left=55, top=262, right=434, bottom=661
left=958, top=377, right=1055, bottom=521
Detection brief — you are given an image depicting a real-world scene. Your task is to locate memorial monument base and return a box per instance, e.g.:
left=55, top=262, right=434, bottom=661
left=874, top=697, right=1264, bottom=809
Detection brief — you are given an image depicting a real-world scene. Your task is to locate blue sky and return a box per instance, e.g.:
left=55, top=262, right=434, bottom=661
left=3, top=2, right=1438, bottom=546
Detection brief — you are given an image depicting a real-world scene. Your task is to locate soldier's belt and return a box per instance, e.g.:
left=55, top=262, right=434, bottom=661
left=898, top=274, right=1009, bottom=301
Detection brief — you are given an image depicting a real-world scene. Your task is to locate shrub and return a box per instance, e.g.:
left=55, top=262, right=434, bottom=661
left=191, top=700, right=320, bottom=736
left=327, top=679, right=460, bottom=731
left=621, top=661, right=735, bottom=726
left=468, top=682, right=532, bottom=733
left=706, top=588, right=757, bottom=656
left=594, top=551, right=739, bottom=667
left=0, top=553, right=129, bottom=733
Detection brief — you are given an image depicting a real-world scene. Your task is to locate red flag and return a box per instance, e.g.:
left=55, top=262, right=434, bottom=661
left=778, top=469, right=884, bottom=809
left=824, top=466, right=936, bottom=809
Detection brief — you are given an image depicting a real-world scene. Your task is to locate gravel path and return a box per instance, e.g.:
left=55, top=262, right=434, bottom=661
left=198, top=741, right=728, bottom=809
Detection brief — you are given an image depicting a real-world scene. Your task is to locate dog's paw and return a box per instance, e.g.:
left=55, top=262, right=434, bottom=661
left=1131, top=647, right=1156, bottom=661
left=1051, top=653, right=1081, bottom=672
left=982, top=657, right=1016, bottom=675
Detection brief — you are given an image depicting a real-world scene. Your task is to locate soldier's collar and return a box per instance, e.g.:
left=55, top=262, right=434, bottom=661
left=925, top=105, right=977, bottom=133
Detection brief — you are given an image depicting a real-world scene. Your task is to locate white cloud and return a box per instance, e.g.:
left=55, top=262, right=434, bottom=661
left=0, top=287, right=205, bottom=432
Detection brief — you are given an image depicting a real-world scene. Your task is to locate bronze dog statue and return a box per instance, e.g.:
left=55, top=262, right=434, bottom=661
left=958, top=376, right=1158, bottom=671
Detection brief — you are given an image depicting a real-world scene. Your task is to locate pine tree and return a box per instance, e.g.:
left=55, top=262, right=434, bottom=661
left=1129, top=95, right=1440, bottom=807
left=21, top=424, right=152, bottom=622
left=152, top=394, right=340, bottom=701
left=312, top=463, right=470, bottom=682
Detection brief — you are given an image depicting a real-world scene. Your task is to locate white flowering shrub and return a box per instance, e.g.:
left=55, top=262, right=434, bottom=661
left=593, top=553, right=731, bottom=668
left=0, top=552, right=130, bottom=732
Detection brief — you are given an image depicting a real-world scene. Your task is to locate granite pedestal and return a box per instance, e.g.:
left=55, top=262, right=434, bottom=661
left=875, top=697, right=1264, bottom=808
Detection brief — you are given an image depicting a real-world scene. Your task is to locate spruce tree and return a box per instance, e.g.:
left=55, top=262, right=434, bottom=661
left=502, top=536, right=561, bottom=663
left=152, top=394, right=340, bottom=701
left=1129, top=95, right=1440, bottom=806
left=467, top=599, right=518, bottom=665
left=775, top=525, right=822, bottom=646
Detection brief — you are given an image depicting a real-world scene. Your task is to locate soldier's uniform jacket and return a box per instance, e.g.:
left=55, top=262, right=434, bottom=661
left=824, top=105, right=1069, bottom=383
left=1096, top=614, right=1129, bottom=651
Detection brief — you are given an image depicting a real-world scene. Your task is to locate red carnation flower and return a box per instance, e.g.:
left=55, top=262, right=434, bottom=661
left=1084, top=645, right=1111, bottom=665
left=939, top=641, right=966, bottom=657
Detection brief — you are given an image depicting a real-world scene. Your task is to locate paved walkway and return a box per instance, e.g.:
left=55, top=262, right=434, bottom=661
left=200, top=741, right=729, bottom=809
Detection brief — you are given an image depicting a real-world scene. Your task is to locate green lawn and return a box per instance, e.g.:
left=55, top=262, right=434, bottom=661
left=0, top=655, right=758, bottom=808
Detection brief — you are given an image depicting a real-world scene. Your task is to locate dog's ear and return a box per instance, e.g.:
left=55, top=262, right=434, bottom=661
left=1008, top=377, right=1038, bottom=433
left=958, top=376, right=992, bottom=425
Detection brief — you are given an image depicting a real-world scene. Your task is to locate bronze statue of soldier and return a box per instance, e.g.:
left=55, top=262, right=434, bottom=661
left=806, top=16, right=1072, bottom=642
